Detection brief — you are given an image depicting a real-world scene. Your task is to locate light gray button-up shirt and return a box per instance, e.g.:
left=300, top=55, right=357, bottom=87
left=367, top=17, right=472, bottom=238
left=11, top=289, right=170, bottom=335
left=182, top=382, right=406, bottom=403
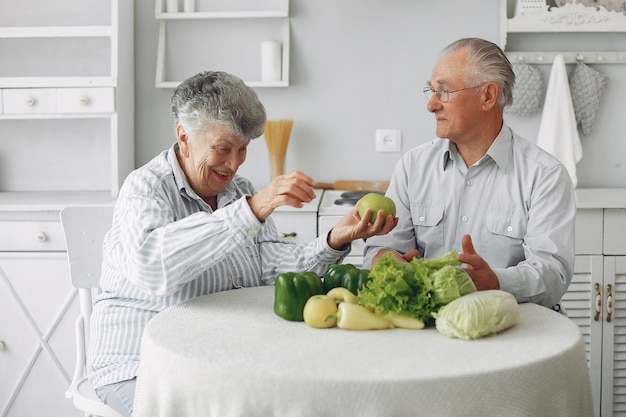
left=363, top=124, right=576, bottom=308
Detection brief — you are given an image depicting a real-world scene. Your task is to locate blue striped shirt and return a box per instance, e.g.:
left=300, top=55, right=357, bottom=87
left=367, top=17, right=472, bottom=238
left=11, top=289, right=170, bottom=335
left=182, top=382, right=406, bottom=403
left=88, top=144, right=348, bottom=389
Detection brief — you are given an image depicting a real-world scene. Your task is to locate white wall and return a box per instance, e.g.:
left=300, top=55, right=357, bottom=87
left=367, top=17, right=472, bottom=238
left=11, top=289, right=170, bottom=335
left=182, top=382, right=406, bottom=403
left=133, top=0, right=626, bottom=190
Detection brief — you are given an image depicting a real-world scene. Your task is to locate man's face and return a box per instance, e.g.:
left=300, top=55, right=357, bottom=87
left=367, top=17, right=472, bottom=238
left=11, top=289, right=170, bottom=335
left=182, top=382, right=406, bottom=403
left=425, top=48, right=486, bottom=143
left=177, top=124, right=247, bottom=199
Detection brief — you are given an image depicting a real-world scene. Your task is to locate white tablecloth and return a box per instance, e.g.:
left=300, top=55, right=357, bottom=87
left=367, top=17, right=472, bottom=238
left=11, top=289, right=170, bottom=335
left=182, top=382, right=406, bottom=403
left=134, top=286, right=594, bottom=417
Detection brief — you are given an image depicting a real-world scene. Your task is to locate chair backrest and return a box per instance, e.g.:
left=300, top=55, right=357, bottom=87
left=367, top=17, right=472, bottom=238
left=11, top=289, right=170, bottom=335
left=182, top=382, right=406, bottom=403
left=60, top=205, right=122, bottom=417
left=60, top=205, right=114, bottom=344
left=60, top=206, right=114, bottom=289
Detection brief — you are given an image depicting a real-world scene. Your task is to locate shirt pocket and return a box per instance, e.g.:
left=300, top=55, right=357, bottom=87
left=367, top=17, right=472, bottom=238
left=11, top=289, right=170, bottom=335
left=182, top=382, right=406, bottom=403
left=485, top=211, right=526, bottom=239
left=411, top=203, right=445, bottom=258
left=483, top=211, right=526, bottom=266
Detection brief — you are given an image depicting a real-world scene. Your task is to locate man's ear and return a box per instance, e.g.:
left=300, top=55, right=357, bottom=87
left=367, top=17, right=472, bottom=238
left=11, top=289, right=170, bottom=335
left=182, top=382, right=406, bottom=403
left=482, top=82, right=499, bottom=111
left=176, top=125, right=190, bottom=157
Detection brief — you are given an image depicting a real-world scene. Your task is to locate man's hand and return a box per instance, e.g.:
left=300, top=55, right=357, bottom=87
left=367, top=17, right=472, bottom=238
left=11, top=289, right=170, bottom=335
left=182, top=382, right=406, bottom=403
left=327, top=206, right=398, bottom=251
left=247, top=171, right=316, bottom=221
left=458, top=234, right=500, bottom=291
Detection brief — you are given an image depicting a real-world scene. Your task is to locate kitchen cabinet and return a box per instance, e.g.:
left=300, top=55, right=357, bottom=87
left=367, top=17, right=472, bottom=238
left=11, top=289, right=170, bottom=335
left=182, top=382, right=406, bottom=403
left=560, top=189, right=626, bottom=417
left=0, top=195, right=114, bottom=417
left=0, top=211, right=75, bottom=416
left=154, top=0, right=290, bottom=88
left=270, top=189, right=321, bottom=244
left=0, top=1, right=131, bottom=414
left=0, top=0, right=134, bottom=197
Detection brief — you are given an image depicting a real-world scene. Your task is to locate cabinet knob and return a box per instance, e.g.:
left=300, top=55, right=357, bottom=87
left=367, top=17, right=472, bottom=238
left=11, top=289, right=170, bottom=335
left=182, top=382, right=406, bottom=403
left=79, top=96, right=90, bottom=106
left=0, top=341, right=5, bottom=351
left=25, top=97, right=37, bottom=107
left=35, top=232, right=47, bottom=242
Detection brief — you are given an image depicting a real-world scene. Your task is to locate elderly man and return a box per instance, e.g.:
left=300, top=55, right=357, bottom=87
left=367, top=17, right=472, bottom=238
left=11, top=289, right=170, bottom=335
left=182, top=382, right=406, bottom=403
left=363, top=38, right=575, bottom=310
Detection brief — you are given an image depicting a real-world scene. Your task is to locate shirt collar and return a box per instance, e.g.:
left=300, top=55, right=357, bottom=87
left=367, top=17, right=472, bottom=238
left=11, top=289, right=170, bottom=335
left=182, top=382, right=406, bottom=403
left=442, top=123, right=512, bottom=172
left=484, top=123, right=512, bottom=172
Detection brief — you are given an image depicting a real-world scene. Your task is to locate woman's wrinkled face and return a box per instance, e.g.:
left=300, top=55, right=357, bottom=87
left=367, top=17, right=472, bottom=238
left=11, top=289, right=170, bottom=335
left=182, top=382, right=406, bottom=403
left=177, top=124, right=247, bottom=200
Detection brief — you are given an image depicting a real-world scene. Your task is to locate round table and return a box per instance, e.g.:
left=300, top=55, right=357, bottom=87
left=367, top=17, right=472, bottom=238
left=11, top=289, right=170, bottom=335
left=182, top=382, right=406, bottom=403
left=133, top=286, right=594, bottom=417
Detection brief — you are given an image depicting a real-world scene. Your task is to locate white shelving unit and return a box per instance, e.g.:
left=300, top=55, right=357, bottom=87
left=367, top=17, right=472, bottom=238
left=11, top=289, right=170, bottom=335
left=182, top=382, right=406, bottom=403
left=0, top=0, right=134, bottom=198
left=0, top=1, right=133, bottom=415
left=500, top=0, right=626, bottom=63
left=154, top=0, right=290, bottom=88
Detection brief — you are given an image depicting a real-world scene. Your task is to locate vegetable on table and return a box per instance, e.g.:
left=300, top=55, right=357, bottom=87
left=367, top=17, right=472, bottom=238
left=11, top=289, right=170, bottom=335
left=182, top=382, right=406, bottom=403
left=433, top=290, right=519, bottom=340
left=326, top=287, right=358, bottom=304
left=357, top=250, right=476, bottom=326
left=326, top=302, right=394, bottom=330
left=380, top=311, right=425, bottom=330
left=303, top=295, right=338, bottom=328
left=323, top=264, right=371, bottom=294
left=273, top=271, right=324, bottom=322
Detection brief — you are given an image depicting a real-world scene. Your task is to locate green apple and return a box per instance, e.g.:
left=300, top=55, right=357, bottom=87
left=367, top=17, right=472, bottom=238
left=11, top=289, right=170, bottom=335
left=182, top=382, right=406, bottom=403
left=357, top=193, right=396, bottom=223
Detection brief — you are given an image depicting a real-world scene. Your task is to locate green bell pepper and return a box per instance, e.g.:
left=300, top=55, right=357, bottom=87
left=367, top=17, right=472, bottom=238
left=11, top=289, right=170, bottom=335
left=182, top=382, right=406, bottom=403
left=323, top=264, right=371, bottom=295
left=273, top=271, right=324, bottom=321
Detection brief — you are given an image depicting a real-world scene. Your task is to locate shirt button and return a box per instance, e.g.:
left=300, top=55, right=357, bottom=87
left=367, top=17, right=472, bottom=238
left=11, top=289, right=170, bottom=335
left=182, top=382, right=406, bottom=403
left=507, top=226, right=513, bottom=232
left=466, top=180, right=472, bottom=186
left=419, top=216, right=425, bottom=222
left=461, top=215, right=468, bottom=222
left=247, top=228, right=256, bottom=236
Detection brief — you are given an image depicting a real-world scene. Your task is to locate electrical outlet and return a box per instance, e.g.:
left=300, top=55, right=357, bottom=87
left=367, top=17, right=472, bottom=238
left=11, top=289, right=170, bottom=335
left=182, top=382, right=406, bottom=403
left=375, top=129, right=402, bottom=152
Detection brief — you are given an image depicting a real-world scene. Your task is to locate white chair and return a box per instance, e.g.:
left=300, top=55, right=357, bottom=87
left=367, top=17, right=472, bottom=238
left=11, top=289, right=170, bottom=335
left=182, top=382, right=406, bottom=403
left=60, top=206, right=122, bottom=417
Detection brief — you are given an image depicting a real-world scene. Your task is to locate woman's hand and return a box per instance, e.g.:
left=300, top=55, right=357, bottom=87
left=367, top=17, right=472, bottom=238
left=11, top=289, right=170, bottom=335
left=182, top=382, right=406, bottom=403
left=247, top=171, right=317, bottom=221
left=326, top=206, right=398, bottom=251
left=458, top=234, right=500, bottom=291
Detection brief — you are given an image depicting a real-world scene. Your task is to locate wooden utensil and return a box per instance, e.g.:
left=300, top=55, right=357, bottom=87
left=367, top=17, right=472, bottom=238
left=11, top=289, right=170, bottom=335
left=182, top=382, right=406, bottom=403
left=313, top=180, right=390, bottom=192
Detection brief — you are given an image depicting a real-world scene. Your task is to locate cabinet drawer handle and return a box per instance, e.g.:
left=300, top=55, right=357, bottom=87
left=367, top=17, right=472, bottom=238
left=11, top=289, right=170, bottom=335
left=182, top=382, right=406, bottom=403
left=25, top=97, right=37, bottom=107
left=79, top=96, right=90, bottom=106
left=0, top=341, right=5, bottom=351
left=606, top=284, right=613, bottom=323
left=594, top=282, right=601, bottom=321
left=35, top=232, right=47, bottom=242
left=280, top=232, right=297, bottom=238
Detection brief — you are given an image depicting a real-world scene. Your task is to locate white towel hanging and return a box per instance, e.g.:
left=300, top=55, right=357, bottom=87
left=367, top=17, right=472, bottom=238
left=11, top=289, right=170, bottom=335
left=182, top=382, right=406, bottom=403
left=536, top=54, right=582, bottom=187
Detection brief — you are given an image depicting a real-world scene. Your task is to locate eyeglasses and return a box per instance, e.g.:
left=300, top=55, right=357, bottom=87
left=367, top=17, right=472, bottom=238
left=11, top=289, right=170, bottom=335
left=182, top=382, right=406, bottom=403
left=422, top=84, right=486, bottom=103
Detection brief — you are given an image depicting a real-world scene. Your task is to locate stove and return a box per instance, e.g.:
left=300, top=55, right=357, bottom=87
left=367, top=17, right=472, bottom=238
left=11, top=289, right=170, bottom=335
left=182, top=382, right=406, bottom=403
left=318, top=190, right=384, bottom=267
left=318, top=190, right=384, bottom=216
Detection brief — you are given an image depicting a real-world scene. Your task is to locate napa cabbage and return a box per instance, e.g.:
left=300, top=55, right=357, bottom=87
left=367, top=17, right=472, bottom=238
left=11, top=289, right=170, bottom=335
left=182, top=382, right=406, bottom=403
left=433, top=290, right=519, bottom=340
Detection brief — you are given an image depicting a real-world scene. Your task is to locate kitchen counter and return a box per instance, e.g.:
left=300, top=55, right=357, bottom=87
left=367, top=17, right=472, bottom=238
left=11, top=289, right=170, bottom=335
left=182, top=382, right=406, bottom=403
left=576, top=188, right=626, bottom=209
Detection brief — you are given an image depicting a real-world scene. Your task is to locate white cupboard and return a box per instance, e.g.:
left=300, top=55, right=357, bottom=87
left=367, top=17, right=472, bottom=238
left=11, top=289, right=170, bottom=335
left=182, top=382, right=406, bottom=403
left=0, top=0, right=134, bottom=197
left=562, top=190, right=626, bottom=417
left=0, top=0, right=132, bottom=415
left=270, top=189, right=321, bottom=244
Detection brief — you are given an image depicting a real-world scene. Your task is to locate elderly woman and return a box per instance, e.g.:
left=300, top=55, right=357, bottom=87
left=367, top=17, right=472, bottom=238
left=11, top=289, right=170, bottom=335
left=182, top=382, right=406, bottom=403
left=89, top=71, right=397, bottom=416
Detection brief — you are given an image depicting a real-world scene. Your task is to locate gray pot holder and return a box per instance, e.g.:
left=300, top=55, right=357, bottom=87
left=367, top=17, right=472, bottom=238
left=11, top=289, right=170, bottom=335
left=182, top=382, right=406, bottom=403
left=506, top=62, right=544, bottom=116
left=569, top=62, right=609, bottom=136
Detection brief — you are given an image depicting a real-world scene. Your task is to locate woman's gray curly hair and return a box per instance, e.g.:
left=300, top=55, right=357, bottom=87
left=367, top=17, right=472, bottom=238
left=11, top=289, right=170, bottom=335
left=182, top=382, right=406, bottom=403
left=170, top=71, right=267, bottom=144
